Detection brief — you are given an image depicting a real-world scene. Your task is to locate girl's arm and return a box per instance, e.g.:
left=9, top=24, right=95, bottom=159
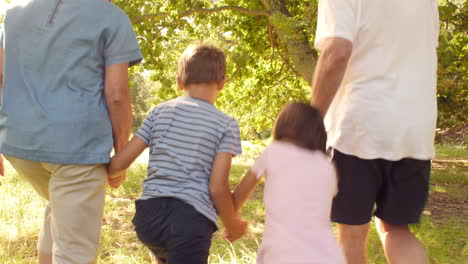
left=107, top=136, right=148, bottom=186
left=232, top=170, right=262, bottom=212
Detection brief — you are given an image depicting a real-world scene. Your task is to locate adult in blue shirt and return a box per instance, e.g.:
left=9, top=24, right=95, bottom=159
left=0, top=0, right=142, bottom=263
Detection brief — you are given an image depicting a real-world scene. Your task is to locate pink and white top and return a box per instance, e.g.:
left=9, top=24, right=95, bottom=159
left=251, top=141, right=345, bottom=264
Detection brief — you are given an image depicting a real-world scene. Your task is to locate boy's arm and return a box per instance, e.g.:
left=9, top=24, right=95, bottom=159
left=232, top=170, right=261, bottom=212
left=210, top=152, right=247, bottom=242
left=107, top=136, right=148, bottom=187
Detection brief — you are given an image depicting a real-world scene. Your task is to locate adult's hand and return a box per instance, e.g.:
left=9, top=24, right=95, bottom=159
left=107, top=171, right=126, bottom=189
left=104, top=62, right=132, bottom=189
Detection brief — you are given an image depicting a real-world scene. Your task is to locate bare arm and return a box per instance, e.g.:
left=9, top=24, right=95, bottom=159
left=105, top=62, right=132, bottom=187
left=210, top=152, right=247, bottom=242
left=105, top=62, right=133, bottom=152
left=232, top=170, right=261, bottom=212
left=108, top=136, right=148, bottom=178
left=311, top=38, right=352, bottom=116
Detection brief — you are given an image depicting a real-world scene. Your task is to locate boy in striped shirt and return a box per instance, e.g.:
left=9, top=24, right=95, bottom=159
left=108, top=44, right=247, bottom=264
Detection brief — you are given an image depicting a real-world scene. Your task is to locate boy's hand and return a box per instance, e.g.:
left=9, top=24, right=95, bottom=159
left=106, top=136, right=148, bottom=189
left=223, top=217, right=248, bottom=242
left=107, top=171, right=126, bottom=188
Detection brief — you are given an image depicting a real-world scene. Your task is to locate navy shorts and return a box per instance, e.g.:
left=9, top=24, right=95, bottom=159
left=331, top=149, right=431, bottom=225
left=132, top=198, right=217, bottom=264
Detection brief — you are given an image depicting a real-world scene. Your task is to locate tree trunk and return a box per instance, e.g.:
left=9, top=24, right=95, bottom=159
left=263, top=0, right=317, bottom=86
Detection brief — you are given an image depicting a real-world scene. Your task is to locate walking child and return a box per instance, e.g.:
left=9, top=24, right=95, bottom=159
left=107, top=44, right=247, bottom=264
left=232, top=103, right=345, bottom=264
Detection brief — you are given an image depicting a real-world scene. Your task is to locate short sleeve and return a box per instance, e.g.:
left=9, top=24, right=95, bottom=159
left=314, top=0, right=358, bottom=50
left=104, top=9, right=143, bottom=67
left=251, top=147, right=269, bottom=179
left=217, top=119, right=242, bottom=156
left=135, top=111, right=154, bottom=145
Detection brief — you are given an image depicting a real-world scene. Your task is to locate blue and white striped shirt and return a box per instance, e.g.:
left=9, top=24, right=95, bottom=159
left=136, top=96, right=242, bottom=225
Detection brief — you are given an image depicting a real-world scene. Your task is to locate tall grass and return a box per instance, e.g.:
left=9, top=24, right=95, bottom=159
left=0, top=143, right=466, bottom=263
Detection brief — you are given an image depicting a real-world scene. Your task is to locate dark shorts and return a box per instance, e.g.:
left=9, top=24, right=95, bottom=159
left=331, top=149, right=431, bottom=226
left=132, top=197, right=217, bottom=264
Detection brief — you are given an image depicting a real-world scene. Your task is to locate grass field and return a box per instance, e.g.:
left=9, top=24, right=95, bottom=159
left=0, top=142, right=466, bottom=263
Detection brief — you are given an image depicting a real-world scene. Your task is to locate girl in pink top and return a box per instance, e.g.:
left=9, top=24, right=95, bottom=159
left=232, top=103, right=345, bottom=264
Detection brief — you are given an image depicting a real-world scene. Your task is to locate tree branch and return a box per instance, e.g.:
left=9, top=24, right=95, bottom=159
left=132, top=6, right=270, bottom=23
left=132, top=13, right=169, bottom=23
left=265, top=0, right=317, bottom=85
left=180, top=6, right=271, bottom=17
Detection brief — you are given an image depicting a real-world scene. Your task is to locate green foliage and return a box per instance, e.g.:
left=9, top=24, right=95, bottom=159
left=437, top=0, right=467, bottom=128
left=116, top=0, right=313, bottom=139
left=117, top=0, right=467, bottom=137
left=129, top=73, right=157, bottom=132
left=1, top=0, right=465, bottom=133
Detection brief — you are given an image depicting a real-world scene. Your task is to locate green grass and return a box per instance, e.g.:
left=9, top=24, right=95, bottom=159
left=0, top=143, right=466, bottom=263
left=435, top=144, right=468, bottom=159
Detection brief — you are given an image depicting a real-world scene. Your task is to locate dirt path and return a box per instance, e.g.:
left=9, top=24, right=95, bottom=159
left=425, top=159, right=467, bottom=225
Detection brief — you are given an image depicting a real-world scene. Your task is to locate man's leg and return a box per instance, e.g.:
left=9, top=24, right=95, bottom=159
left=331, top=150, right=383, bottom=264
left=38, top=205, right=53, bottom=264
left=153, top=255, right=165, bottom=264
left=336, top=223, right=370, bottom=264
left=374, top=158, right=431, bottom=264
left=43, top=163, right=107, bottom=264
left=3, top=156, right=53, bottom=263
left=39, top=253, right=53, bottom=264
left=375, top=218, right=429, bottom=264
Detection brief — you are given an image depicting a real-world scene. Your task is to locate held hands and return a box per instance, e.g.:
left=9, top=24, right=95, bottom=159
left=223, top=216, right=248, bottom=242
left=107, top=169, right=126, bottom=189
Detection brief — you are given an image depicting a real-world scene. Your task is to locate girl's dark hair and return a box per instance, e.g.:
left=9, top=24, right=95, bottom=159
left=273, top=103, right=327, bottom=153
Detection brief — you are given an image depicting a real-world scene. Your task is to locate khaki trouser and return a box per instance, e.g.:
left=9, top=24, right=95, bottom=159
left=5, top=155, right=106, bottom=264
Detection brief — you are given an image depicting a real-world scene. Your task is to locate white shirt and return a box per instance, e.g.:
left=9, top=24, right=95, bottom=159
left=315, top=0, right=439, bottom=161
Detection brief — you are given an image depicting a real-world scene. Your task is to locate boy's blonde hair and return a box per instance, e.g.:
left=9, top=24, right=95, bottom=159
left=177, top=44, right=226, bottom=86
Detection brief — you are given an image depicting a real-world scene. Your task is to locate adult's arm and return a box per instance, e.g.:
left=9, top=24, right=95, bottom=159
left=105, top=62, right=132, bottom=152
left=104, top=62, right=132, bottom=184
left=0, top=47, right=3, bottom=176
left=311, top=37, right=352, bottom=116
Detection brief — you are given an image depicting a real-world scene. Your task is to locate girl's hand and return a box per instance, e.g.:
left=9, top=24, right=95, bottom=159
left=223, top=217, right=248, bottom=242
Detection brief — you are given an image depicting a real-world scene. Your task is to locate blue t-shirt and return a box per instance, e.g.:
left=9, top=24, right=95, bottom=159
left=136, top=96, right=242, bottom=225
left=0, top=0, right=142, bottom=164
